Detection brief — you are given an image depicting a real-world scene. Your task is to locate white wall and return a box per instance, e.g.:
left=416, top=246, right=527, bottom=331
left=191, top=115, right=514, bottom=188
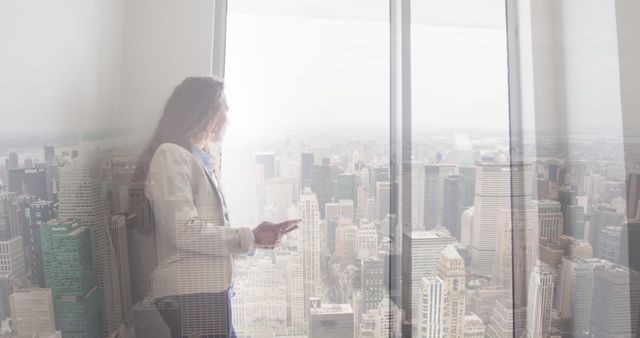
left=0, top=0, right=218, bottom=139
left=0, top=0, right=124, bottom=137
left=118, top=0, right=217, bottom=134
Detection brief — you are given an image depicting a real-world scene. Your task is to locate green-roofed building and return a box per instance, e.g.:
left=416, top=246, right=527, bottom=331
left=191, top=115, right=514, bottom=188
left=41, top=218, right=102, bottom=338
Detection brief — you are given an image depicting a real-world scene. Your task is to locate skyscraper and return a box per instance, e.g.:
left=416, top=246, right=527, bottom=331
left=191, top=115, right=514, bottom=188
left=126, top=182, right=157, bottom=305
left=596, top=226, right=622, bottom=262
left=255, top=152, right=276, bottom=180
left=620, top=219, right=640, bottom=271
left=376, top=181, right=390, bottom=221
left=109, top=154, right=137, bottom=215
left=437, top=245, right=465, bottom=337
left=566, top=236, right=593, bottom=258
left=374, top=298, right=402, bottom=338
left=335, top=219, right=357, bottom=265
left=287, top=254, right=306, bottom=335
left=41, top=219, right=101, bottom=338
left=423, top=164, right=456, bottom=229
left=589, top=205, right=620, bottom=251
left=463, top=314, right=485, bottom=338
left=325, top=218, right=339, bottom=256
left=422, top=165, right=442, bottom=230
left=471, top=162, right=533, bottom=276
left=23, top=158, right=33, bottom=169
left=418, top=277, right=444, bottom=338
left=45, top=163, right=59, bottom=202
left=231, top=258, right=288, bottom=337
left=299, top=189, right=323, bottom=321
left=301, top=152, right=315, bottom=191
left=8, top=168, right=25, bottom=195
left=584, top=173, right=606, bottom=201
left=108, top=215, right=132, bottom=323
left=557, top=256, right=604, bottom=335
left=0, top=192, right=20, bottom=240
left=0, top=276, right=11, bottom=320
left=308, top=301, right=354, bottom=338
left=558, top=189, right=577, bottom=211
left=24, top=200, right=54, bottom=287
left=494, top=207, right=538, bottom=303
left=547, top=162, right=559, bottom=182
left=458, top=166, right=476, bottom=208
left=485, top=298, right=525, bottom=338
left=356, top=185, right=369, bottom=222
left=325, top=199, right=355, bottom=223
left=525, top=263, right=554, bottom=338
left=57, top=154, right=122, bottom=335
left=569, top=160, right=587, bottom=194
left=44, top=145, right=56, bottom=164
left=373, top=167, right=389, bottom=187
left=5, top=152, right=19, bottom=170
left=0, top=192, right=26, bottom=321
left=9, top=287, right=59, bottom=337
left=360, top=257, right=384, bottom=313
left=23, top=166, right=48, bottom=200
left=355, top=221, right=378, bottom=259
left=358, top=308, right=377, bottom=337
left=536, top=178, right=551, bottom=200
left=411, top=162, right=426, bottom=229
left=442, top=175, right=461, bottom=240
left=335, top=174, right=357, bottom=203
left=536, top=199, right=563, bottom=239
left=0, top=236, right=25, bottom=277
left=591, top=263, right=640, bottom=337
left=401, top=227, right=454, bottom=329
left=564, top=204, right=586, bottom=239
left=459, top=207, right=474, bottom=246
left=310, top=160, right=334, bottom=219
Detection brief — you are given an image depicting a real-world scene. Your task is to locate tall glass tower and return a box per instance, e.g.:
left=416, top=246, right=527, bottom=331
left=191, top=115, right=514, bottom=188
left=41, top=219, right=101, bottom=338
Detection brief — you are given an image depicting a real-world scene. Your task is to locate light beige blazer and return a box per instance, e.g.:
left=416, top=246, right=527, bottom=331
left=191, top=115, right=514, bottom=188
left=145, top=143, right=254, bottom=297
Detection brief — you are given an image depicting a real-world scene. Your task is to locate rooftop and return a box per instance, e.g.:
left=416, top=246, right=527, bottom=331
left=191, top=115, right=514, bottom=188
left=406, top=227, right=452, bottom=239
left=310, top=303, right=353, bottom=315
left=441, top=244, right=462, bottom=260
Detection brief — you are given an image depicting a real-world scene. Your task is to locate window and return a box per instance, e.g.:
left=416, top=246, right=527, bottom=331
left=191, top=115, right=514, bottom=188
left=222, top=1, right=391, bottom=336
left=3, top=0, right=639, bottom=336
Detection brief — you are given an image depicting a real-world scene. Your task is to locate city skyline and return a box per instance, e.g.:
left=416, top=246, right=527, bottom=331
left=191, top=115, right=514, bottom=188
left=2, top=0, right=640, bottom=336
left=0, top=124, right=638, bottom=337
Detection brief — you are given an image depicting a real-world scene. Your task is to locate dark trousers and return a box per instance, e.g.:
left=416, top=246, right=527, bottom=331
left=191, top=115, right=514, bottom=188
left=154, top=289, right=236, bottom=338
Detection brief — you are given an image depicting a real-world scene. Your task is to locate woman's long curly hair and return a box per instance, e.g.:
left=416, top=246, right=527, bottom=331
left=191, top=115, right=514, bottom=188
left=129, top=77, right=227, bottom=232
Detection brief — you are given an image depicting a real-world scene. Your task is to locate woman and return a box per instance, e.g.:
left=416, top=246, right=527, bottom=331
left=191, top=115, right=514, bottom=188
left=132, top=77, right=299, bottom=337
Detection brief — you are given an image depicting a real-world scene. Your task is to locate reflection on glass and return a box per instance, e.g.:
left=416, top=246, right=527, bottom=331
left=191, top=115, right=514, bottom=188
left=407, top=1, right=511, bottom=337
left=1, top=0, right=639, bottom=337
left=224, top=1, right=390, bottom=337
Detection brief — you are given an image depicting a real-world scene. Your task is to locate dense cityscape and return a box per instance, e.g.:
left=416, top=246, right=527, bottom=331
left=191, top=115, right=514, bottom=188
left=0, top=130, right=639, bottom=338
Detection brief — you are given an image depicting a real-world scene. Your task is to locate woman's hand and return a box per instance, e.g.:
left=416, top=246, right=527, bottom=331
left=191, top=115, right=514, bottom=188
left=253, top=219, right=301, bottom=249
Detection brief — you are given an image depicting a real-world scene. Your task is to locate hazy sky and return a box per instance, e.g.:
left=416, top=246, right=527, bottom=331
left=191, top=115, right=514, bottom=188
left=224, top=10, right=510, bottom=145
left=2, top=0, right=637, bottom=143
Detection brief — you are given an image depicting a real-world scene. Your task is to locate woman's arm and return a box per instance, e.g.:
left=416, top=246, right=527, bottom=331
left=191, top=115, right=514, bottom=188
left=146, top=144, right=254, bottom=256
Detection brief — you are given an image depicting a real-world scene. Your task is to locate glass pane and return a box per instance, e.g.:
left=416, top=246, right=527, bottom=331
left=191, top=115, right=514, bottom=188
left=408, top=0, right=511, bottom=337
left=224, top=1, right=390, bottom=336
left=513, top=1, right=640, bottom=337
